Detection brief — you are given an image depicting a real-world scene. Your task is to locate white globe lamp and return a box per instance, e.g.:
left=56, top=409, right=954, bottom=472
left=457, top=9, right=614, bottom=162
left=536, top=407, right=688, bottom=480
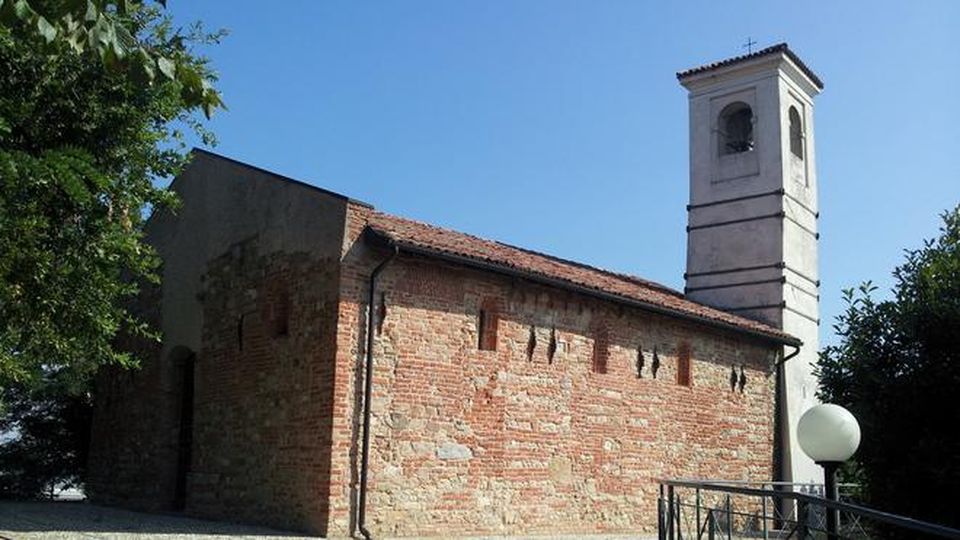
left=797, top=404, right=861, bottom=539
left=798, top=404, right=861, bottom=463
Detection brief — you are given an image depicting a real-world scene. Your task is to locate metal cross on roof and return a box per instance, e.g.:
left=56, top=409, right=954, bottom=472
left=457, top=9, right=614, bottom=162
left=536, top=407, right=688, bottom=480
left=743, top=37, right=758, bottom=54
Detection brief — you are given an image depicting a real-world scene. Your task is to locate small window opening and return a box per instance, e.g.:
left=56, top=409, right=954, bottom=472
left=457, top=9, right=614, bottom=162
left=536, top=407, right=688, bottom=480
left=377, top=292, right=387, bottom=335
left=636, top=345, right=645, bottom=378
left=237, top=314, right=245, bottom=351
left=789, top=106, right=803, bottom=159
left=718, top=102, right=754, bottom=155
left=677, top=342, right=691, bottom=387
left=526, top=325, right=537, bottom=361
left=478, top=298, right=500, bottom=351
left=651, top=347, right=661, bottom=379
left=591, top=329, right=609, bottom=374
left=272, top=294, right=290, bottom=337
left=547, top=328, right=557, bottom=364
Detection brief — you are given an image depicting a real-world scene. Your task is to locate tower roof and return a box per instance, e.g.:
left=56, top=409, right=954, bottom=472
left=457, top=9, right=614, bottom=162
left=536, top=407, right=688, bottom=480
left=677, top=43, right=823, bottom=90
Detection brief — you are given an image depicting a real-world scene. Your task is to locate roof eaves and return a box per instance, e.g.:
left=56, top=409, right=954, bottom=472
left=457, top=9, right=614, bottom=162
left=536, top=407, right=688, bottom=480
left=364, top=227, right=802, bottom=348
left=677, top=43, right=824, bottom=91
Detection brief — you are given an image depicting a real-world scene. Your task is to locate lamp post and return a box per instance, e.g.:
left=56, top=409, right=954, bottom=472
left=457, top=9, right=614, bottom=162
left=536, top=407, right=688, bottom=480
left=797, top=404, right=861, bottom=540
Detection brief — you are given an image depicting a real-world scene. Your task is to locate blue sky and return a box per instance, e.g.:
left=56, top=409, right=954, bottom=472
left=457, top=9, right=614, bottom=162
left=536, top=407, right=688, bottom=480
left=170, top=1, right=959, bottom=345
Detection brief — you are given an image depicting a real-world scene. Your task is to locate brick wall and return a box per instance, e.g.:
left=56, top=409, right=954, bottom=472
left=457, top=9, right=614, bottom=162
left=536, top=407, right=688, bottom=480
left=90, top=196, right=779, bottom=538
left=325, top=203, right=778, bottom=537
left=87, top=281, right=181, bottom=510
left=187, top=236, right=342, bottom=534
left=87, top=153, right=351, bottom=535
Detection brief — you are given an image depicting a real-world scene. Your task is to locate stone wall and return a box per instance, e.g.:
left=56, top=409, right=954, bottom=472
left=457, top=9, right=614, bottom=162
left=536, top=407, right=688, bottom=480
left=187, top=236, right=341, bottom=534
left=326, top=203, right=778, bottom=537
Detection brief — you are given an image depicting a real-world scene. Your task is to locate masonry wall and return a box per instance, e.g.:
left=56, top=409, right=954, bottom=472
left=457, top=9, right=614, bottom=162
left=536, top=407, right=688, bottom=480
left=87, top=282, right=176, bottom=510
left=325, top=204, right=779, bottom=538
left=184, top=238, right=340, bottom=533
left=89, top=180, right=781, bottom=537
left=87, top=152, right=350, bottom=535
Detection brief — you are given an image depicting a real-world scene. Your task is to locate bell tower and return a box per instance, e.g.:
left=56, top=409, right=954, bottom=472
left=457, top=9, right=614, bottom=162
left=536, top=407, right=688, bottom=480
left=678, top=44, right=823, bottom=484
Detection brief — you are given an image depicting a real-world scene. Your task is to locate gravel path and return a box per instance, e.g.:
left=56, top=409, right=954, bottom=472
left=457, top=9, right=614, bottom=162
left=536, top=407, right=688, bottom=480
left=0, top=501, right=657, bottom=539
left=0, top=502, right=317, bottom=539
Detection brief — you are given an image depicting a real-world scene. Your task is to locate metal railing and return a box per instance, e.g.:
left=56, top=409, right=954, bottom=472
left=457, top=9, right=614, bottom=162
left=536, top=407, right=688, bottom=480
left=657, top=478, right=960, bottom=540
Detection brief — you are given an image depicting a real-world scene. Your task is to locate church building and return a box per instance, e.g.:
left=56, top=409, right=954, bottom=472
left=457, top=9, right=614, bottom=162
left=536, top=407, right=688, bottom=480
left=88, top=44, right=823, bottom=538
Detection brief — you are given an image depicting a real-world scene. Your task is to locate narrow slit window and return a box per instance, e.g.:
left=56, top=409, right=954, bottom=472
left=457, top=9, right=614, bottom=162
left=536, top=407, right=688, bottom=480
left=526, top=325, right=536, bottom=361
left=272, top=293, right=290, bottom=337
left=478, top=298, right=499, bottom=351
left=677, top=342, right=692, bottom=387
left=592, top=329, right=609, bottom=374
left=547, top=328, right=557, bottom=364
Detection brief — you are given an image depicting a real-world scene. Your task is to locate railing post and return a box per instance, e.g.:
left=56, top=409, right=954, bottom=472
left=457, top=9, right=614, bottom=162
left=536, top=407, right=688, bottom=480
left=707, top=510, right=716, bottom=540
left=696, top=488, right=701, bottom=540
left=676, top=491, right=683, bottom=540
left=797, top=499, right=808, bottom=539
left=762, top=493, right=768, bottom=540
left=658, top=485, right=665, bottom=540
left=725, top=494, right=732, bottom=540
left=668, top=485, right=675, bottom=540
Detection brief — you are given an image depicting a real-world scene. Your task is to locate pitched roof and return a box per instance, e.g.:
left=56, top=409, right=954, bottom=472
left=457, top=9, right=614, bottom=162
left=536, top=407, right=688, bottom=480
left=366, top=211, right=799, bottom=346
left=677, top=43, right=824, bottom=90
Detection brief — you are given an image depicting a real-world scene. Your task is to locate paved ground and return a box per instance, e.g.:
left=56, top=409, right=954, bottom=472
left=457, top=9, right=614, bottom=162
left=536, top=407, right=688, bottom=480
left=0, top=502, right=316, bottom=539
left=0, top=501, right=656, bottom=539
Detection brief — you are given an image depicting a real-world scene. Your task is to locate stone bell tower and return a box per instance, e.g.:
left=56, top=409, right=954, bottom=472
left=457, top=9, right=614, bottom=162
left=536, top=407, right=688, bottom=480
left=678, top=44, right=823, bottom=485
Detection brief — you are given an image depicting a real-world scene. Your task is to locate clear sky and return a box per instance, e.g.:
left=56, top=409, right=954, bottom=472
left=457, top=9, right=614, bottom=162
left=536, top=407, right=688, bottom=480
left=170, top=1, right=959, bottom=345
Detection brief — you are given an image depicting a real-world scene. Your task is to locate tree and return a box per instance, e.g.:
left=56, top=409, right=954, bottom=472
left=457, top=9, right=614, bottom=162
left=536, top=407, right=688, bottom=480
left=0, top=0, right=222, bottom=393
left=0, top=0, right=223, bottom=117
left=0, top=375, right=92, bottom=499
left=817, top=204, right=960, bottom=532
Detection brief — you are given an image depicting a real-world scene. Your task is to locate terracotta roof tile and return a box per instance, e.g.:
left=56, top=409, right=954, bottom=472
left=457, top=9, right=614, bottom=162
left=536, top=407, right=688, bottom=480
left=366, top=211, right=798, bottom=345
left=677, top=43, right=823, bottom=90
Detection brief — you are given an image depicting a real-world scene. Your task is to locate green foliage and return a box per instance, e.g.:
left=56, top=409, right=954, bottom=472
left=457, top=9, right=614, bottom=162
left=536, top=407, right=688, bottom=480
left=817, top=204, right=960, bottom=531
left=0, top=373, right=92, bottom=499
left=0, top=0, right=224, bottom=118
left=0, top=1, right=221, bottom=393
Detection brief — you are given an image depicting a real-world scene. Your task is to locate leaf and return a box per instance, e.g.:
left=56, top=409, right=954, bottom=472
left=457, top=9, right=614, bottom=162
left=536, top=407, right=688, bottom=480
left=100, top=39, right=118, bottom=70
left=36, top=15, right=56, bottom=43
left=83, top=0, right=97, bottom=23
left=130, top=48, right=154, bottom=84
left=156, top=56, right=175, bottom=80
left=12, top=0, right=35, bottom=22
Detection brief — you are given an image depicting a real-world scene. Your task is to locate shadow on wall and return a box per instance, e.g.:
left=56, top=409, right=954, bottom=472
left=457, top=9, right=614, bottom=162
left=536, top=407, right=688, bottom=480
left=0, top=501, right=315, bottom=537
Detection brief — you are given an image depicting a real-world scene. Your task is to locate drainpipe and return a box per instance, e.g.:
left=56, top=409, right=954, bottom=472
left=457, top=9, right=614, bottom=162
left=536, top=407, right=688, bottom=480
left=776, top=342, right=801, bottom=367
left=357, top=245, right=398, bottom=540
left=773, top=341, right=802, bottom=527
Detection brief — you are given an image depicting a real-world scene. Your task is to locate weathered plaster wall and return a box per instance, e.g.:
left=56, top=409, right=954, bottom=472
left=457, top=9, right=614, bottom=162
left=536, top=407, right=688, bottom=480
left=325, top=204, right=779, bottom=538
left=681, top=53, right=822, bottom=486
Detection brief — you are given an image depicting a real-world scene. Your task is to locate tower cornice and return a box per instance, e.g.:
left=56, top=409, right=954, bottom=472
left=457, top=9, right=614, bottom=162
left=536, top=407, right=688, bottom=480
left=678, top=44, right=823, bottom=96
